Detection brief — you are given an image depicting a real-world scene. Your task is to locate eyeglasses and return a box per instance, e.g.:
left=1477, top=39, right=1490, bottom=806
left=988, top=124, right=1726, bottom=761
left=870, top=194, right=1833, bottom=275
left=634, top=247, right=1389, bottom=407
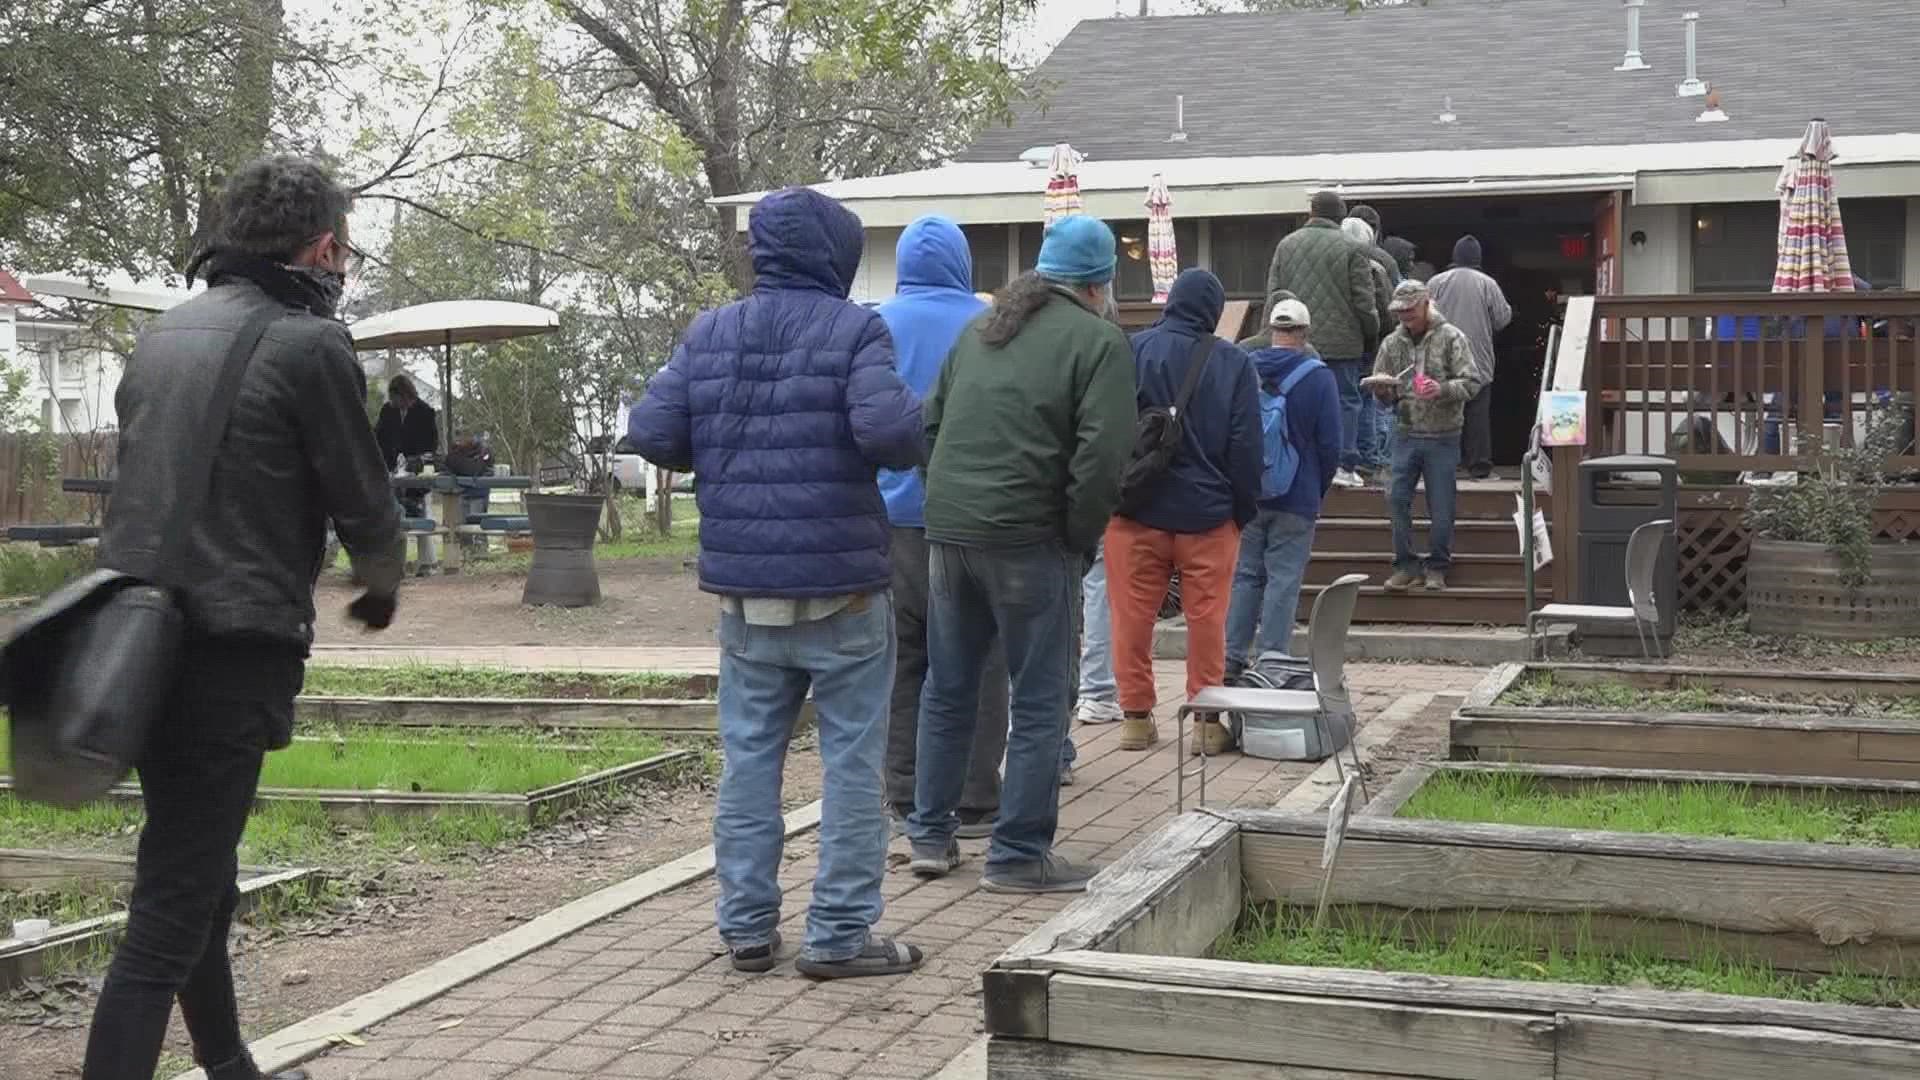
left=311, top=232, right=366, bottom=274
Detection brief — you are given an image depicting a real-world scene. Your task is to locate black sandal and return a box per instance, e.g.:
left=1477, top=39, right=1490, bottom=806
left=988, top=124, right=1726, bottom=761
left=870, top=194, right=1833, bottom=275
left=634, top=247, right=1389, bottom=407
left=795, top=935, right=924, bottom=980
left=730, top=930, right=782, bottom=973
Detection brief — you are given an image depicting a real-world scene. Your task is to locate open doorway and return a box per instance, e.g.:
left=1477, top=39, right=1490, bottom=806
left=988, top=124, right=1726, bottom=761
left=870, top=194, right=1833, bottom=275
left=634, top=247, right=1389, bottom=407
left=1368, top=194, right=1600, bottom=468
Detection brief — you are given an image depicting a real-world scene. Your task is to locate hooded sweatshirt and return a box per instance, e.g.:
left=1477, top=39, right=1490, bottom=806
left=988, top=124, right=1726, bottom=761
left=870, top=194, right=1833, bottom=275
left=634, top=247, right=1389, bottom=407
left=1248, top=343, right=1343, bottom=521
left=1427, top=235, right=1512, bottom=384
left=876, top=217, right=988, bottom=527
left=1121, top=269, right=1263, bottom=534
left=627, top=186, right=921, bottom=597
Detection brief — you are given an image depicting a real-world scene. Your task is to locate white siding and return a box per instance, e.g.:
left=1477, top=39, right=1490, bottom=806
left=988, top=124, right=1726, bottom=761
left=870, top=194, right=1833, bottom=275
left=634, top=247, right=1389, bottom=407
left=1906, top=198, right=1920, bottom=288
left=1623, top=202, right=1689, bottom=295
left=853, top=226, right=904, bottom=303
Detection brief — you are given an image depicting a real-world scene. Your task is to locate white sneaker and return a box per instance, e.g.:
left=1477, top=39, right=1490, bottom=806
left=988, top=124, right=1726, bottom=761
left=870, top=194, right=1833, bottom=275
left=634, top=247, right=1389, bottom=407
left=1076, top=699, right=1125, bottom=725
left=1332, top=469, right=1363, bottom=489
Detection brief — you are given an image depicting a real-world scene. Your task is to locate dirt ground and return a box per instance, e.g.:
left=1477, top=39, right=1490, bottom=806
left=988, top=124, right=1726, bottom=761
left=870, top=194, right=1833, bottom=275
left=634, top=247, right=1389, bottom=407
left=311, top=555, right=714, bottom=649
left=1, top=757, right=824, bottom=1079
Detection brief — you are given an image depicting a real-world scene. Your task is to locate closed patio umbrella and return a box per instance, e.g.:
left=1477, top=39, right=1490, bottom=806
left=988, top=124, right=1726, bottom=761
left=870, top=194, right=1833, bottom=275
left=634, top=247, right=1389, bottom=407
left=1773, top=119, right=1855, bottom=293
left=1043, top=143, right=1083, bottom=231
left=1146, top=173, right=1177, bottom=303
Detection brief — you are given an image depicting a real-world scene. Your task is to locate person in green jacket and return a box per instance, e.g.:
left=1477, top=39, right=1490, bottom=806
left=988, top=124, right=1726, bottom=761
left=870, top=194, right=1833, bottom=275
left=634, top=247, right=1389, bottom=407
left=1267, top=190, right=1379, bottom=490
left=909, top=214, right=1136, bottom=895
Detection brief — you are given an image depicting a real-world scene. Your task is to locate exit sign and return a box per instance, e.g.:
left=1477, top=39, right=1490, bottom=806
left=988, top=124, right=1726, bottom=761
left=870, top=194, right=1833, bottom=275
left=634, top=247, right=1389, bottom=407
left=1560, top=234, right=1593, bottom=261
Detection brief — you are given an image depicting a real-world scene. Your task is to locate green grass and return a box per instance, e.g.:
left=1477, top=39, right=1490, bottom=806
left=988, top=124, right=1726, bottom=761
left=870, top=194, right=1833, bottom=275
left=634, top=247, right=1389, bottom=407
left=1499, top=671, right=1920, bottom=719
left=2, top=886, right=125, bottom=926
left=1216, top=905, right=1920, bottom=1007
left=299, top=663, right=709, bottom=700
left=0, top=544, right=94, bottom=600
left=1, top=725, right=668, bottom=795
left=1400, top=769, right=1920, bottom=848
left=1677, top=613, right=1920, bottom=664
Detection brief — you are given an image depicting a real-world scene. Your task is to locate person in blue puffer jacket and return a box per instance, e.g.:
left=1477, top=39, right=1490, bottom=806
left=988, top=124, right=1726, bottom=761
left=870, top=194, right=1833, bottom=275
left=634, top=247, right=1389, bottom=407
left=626, top=185, right=925, bottom=980
left=873, top=216, right=1015, bottom=842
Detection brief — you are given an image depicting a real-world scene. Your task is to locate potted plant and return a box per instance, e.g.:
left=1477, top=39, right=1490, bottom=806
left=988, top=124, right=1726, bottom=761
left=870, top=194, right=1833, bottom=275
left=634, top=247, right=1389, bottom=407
left=1744, top=409, right=1920, bottom=638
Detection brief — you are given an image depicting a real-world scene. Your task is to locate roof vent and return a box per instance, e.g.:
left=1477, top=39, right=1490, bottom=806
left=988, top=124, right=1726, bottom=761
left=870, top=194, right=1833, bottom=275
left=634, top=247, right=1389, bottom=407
left=1615, top=0, right=1651, bottom=72
left=1676, top=12, right=1709, bottom=97
left=1698, top=89, right=1728, bottom=123
left=1168, top=94, right=1188, bottom=142
left=1437, top=95, right=1457, bottom=125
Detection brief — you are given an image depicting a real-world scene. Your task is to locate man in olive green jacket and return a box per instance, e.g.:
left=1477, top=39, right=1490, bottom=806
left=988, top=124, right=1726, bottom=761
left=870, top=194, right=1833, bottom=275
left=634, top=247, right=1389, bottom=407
left=1369, top=280, right=1482, bottom=594
left=911, top=214, right=1136, bottom=895
left=1266, top=190, right=1379, bottom=488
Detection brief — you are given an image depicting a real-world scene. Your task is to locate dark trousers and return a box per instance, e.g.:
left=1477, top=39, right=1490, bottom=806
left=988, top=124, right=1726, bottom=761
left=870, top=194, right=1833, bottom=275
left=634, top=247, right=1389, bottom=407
left=1461, top=383, right=1494, bottom=478
left=83, top=638, right=305, bottom=1080
left=886, top=527, right=1007, bottom=814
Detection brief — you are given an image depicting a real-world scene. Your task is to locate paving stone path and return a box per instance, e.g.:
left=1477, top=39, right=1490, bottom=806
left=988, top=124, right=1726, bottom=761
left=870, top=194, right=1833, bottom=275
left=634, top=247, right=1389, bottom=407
left=302, top=660, right=1484, bottom=1080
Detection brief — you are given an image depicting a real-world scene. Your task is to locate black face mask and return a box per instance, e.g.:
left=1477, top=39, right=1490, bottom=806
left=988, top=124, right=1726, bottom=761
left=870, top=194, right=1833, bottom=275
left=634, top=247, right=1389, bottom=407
left=291, top=264, right=345, bottom=316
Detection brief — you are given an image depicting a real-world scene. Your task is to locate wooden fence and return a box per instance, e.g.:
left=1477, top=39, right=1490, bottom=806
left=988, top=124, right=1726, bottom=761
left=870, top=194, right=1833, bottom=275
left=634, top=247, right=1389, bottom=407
left=0, top=434, right=116, bottom=531
left=1553, top=293, right=1920, bottom=613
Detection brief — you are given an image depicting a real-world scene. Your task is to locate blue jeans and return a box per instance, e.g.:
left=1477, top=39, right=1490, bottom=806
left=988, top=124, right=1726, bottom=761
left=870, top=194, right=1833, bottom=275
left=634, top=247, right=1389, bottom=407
left=913, top=541, right=1077, bottom=872
left=714, top=595, right=895, bottom=963
left=1077, top=541, right=1115, bottom=703
left=1390, top=434, right=1461, bottom=575
left=1354, top=353, right=1383, bottom=472
left=1327, top=357, right=1364, bottom=471
left=1225, top=509, right=1317, bottom=670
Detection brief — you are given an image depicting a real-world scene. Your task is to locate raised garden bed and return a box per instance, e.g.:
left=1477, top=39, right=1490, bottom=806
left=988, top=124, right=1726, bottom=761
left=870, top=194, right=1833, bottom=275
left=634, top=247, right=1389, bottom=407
left=296, top=665, right=743, bottom=734
left=1, top=726, right=699, bottom=825
left=1453, top=663, right=1920, bottom=779
left=984, top=810, right=1920, bottom=1079
left=1, top=849, right=317, bottom=989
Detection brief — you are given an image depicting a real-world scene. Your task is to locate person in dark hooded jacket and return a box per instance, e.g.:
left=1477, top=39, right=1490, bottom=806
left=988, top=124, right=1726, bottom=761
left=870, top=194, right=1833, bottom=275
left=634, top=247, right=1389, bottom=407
left=627, top=185, right=925, bottom=979
left=1107, top=269, right=1262, bottom=756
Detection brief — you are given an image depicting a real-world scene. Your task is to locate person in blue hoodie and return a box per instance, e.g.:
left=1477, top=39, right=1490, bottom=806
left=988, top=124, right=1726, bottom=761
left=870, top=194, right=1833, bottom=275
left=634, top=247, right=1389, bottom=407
left=875, top=217, right=1012, bottom=841
left=1106, top=268, right=1263, bottom=756
left=626, top=186, right=925, bottom=980
left=1225, top=297, right=1343, bottom=675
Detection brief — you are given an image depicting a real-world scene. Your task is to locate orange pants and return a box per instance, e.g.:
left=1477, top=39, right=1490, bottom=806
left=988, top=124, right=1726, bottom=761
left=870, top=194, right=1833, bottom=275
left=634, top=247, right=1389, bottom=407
left=1104, top=517, right=1240, bottom=714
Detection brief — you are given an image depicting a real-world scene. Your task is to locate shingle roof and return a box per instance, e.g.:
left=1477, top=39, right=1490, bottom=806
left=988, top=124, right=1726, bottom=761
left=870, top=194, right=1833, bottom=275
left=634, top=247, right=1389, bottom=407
left=0, top=270, right=34, bottom=305
left=961, top=0, right=1920, bottom=165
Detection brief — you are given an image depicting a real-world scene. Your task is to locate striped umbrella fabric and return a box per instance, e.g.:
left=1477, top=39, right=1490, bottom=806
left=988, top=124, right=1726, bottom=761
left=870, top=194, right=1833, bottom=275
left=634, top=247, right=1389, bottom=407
left=1773, top=120, right=1855, bottom=293
left=1043, top=143, right=1083, bottom=230
left=1146, top=174, right=1177, bottom=303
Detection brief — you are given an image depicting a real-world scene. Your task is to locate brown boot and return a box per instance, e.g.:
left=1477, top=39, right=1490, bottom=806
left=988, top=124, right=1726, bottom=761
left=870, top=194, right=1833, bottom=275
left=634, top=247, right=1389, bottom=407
left=1189, top=715, right=1235, bottom=757
left=1118, top=710, right=1159, bottom=751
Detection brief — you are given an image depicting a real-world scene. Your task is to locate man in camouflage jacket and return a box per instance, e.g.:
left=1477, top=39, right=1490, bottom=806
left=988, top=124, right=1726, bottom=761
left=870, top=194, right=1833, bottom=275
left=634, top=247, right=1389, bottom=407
left=1369, top=280, right=1482, bottom=593
left=1266, top=190, right=1378, bottom=487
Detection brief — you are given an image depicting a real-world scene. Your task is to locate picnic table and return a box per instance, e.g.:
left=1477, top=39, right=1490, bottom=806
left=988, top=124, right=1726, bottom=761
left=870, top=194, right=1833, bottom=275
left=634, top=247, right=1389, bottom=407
left=391, top=474, right=537, bottom=573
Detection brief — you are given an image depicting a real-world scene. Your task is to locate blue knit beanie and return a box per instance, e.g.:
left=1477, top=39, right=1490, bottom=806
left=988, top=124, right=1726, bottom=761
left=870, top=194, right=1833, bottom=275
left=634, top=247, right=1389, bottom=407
left=1036, top=216, right=1117, bottom=286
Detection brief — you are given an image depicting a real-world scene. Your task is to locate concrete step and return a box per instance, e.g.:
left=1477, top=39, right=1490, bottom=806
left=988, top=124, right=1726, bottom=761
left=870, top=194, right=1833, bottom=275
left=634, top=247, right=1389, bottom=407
left=1151, top=619, right=1566, bottom=664
left=1323, top=481, right=1550, bottom=523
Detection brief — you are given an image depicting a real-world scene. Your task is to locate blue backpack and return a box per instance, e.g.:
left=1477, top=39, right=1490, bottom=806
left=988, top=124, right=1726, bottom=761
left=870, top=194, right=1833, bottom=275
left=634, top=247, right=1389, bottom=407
left=1259, top=360, right=1324, bottom=500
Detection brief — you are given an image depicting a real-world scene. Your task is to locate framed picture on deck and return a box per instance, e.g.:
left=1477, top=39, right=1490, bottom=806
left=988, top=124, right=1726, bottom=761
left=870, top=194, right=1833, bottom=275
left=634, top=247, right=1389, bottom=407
left=1539, top=390, right=1588, bottom=447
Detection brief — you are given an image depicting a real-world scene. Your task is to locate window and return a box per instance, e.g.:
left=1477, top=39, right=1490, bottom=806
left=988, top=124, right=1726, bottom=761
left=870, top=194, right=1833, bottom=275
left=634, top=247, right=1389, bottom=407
left=1692, top=198, right=1906, bottom=292
left=960, top=225, right=1012, bottom=294
left=1208, top=216, right=1294, bottom=298
left=1015, top=219, right=1200, bottom=301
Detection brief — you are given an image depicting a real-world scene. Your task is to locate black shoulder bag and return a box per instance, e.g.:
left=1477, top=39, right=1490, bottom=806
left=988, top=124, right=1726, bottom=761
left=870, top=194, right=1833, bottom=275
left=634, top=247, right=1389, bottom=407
left=1116, top=334, right=1214, bottom=518
left=0, top=302, right=283, bottom=807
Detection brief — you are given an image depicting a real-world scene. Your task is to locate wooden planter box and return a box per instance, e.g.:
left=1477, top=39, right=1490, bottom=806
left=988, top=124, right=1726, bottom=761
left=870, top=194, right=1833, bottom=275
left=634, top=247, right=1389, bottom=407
left=1452, top=663, right=1920, bottom=779
left=985, top=811, right=1920, bottom=1079
left=2, top=850, right=318, bottom=988
left=294, top=688, right=806, bottom=734
left=0, top=748, right=700, bottom=826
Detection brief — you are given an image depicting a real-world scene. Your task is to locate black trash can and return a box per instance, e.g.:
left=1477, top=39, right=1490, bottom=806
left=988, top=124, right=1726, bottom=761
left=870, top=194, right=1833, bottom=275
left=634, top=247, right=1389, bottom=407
left=1575, top=455, right=1678, bottom=657
left=522, top=493, right=604, bottom=607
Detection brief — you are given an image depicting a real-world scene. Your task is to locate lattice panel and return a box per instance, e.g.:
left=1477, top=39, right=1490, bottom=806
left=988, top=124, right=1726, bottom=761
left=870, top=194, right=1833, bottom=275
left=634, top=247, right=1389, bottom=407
left=1676, top=503, right=1920, bottom=613
left=1677, top=509, right=1749, bottom=613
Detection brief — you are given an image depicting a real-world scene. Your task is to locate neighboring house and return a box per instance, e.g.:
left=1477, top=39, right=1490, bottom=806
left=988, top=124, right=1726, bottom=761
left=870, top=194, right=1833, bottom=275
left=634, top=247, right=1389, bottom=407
left=0, top=271, right=121, bottom=434
left=713, top=0, right=1920, bottom=315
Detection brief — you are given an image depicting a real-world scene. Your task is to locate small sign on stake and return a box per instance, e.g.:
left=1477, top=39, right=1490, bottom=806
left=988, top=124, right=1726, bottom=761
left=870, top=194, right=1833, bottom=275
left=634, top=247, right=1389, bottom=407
left=1314, top=774, right=1360, bottom=928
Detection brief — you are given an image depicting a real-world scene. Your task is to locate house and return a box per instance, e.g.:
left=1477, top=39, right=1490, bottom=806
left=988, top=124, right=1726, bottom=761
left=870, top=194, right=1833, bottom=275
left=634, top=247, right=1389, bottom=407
left=717, top=0, right=1920, bottom=463
left=712, top=0, right=1920, bottom=630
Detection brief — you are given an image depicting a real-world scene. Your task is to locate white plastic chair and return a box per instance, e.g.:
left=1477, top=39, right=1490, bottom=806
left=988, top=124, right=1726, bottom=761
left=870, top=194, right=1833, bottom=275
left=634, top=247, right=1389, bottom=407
left=1175, top=574, right=1369, bottom=810
left=1526, top=518, right=1671, bottom=660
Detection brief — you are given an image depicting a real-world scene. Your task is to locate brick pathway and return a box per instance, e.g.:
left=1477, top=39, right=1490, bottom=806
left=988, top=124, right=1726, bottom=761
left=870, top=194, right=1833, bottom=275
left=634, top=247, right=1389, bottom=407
left=302, top=662, right=1483, bottom=1080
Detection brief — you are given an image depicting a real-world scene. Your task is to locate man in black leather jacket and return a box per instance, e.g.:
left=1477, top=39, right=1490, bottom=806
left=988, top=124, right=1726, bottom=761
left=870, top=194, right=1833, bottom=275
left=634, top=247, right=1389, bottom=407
left=84, top=155, right=403, bottom=1080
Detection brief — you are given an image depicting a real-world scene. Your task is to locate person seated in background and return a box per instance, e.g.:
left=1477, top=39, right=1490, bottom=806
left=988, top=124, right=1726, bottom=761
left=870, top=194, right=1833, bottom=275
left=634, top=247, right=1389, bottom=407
left=375, top=374, right=438, bottom=471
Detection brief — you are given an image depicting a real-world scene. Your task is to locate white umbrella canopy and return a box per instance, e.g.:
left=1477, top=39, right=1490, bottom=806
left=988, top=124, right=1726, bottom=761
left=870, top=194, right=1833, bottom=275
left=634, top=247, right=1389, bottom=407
left=24, top=274, right=196, bottom=313
left=350, top=300, right=560, bottom=456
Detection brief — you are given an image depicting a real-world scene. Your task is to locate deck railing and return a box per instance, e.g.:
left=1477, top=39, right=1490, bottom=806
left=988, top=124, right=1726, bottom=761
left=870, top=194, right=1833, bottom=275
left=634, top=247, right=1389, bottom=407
left=1585, top=293, right=1920, bottom=475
